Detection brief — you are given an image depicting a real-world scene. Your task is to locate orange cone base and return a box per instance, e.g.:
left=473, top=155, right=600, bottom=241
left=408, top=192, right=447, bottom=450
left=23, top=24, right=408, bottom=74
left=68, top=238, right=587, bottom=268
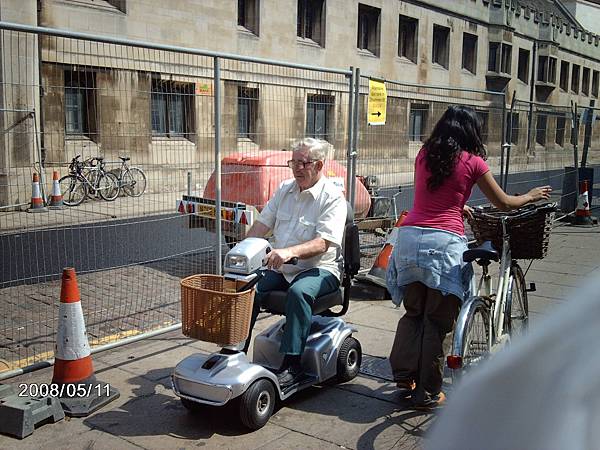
left=57, top=379, right=120, bottom=418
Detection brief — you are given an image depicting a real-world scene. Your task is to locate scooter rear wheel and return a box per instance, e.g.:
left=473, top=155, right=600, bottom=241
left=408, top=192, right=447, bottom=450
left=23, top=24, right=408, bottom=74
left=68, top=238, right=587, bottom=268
left=239, top=378, right=276, bottom=430
left=336, top=336, right=362, bottom=382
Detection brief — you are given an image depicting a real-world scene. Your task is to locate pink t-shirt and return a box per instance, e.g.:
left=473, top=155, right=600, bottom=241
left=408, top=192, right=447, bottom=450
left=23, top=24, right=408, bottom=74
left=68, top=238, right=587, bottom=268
left=402, top=148, right=490, bottom=235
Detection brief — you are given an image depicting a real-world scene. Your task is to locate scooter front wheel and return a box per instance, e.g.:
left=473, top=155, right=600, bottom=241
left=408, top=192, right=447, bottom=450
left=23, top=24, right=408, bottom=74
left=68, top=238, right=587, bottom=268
left=239, top=378, right=276, bottom=430
left=336, top=336, right=362, bottom=382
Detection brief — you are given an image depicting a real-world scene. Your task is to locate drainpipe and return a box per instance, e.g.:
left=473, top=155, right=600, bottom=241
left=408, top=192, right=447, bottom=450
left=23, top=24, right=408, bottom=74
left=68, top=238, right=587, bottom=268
left=526, top=41, right=537, bottom=155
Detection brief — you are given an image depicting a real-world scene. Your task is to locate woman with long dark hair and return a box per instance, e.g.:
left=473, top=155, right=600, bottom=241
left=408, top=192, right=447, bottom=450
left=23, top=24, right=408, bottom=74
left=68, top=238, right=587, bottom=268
left=386, top=105, right=551, bottom=409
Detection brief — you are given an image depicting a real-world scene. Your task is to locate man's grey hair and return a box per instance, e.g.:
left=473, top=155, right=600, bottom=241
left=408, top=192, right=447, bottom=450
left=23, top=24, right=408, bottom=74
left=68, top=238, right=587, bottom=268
left=292, top=138, right=328, bottom=161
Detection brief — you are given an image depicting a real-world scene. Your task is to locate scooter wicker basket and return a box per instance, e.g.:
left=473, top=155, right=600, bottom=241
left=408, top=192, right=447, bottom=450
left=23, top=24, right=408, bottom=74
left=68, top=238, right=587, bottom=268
left=180, top=274, right=255, bottom=345
left=467, top=203, right=556, bottom=260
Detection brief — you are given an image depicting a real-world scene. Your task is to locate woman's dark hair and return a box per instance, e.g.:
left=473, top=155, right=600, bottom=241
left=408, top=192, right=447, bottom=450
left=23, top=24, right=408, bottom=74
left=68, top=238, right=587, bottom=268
left=423, top=105, right=486, bottom=191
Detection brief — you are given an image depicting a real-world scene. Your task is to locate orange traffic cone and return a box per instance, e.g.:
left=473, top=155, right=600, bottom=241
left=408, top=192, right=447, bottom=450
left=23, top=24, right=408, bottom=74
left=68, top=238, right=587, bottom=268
left=356, top=211, right=408, bottom=289
left=574, top=180, right=593, bottom=226
left=48, top=171, right=65, bottom=209
left=51, top=268, right=119, bottom=417
left=27, top=173, right=47, bottom=213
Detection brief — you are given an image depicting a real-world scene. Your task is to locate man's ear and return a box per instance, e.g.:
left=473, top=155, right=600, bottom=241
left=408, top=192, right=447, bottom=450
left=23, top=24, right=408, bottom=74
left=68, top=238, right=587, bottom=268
left=316, top=160, right=324, bottom=171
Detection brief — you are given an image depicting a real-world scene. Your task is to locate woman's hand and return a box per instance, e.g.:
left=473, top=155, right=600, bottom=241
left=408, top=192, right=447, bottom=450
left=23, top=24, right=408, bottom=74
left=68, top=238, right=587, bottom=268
left=527, top=186, right=552, bottom=203
left=463, top=205, right=474, bottom=220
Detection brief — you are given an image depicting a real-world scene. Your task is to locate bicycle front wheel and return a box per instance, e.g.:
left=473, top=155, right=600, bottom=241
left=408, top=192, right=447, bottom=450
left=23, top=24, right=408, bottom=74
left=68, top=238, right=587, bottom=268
left=122, top=167, right=146, bottom=197
left=97, top=172, right=119, bottom=201
left=505, top=263, right=529, bottom=339
left=59, top=175, right=86, bottom=206
left=451, top=298, right=491, bottom=383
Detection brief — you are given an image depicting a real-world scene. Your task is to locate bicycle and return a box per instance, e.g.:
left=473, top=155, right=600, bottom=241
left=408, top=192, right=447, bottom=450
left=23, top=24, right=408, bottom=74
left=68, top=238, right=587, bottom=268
left=110, top=156, right=147, bottom=197
left=447, top=202, right=557, bottom=381
left=59, top=155, right=119, bottom=206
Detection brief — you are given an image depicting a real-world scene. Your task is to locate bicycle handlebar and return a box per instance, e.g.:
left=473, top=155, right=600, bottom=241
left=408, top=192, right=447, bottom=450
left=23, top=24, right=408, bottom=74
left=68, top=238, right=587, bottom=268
left=473, top=202, right=558, bottom=221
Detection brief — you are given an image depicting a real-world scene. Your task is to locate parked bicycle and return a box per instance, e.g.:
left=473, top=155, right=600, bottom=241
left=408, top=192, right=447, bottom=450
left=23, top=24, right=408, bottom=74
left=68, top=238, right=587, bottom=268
left=59, top=155, right=119, bottom=206
left=110, top=156, right=147, bottom=197
left=447, top=202, right=557, bottom=381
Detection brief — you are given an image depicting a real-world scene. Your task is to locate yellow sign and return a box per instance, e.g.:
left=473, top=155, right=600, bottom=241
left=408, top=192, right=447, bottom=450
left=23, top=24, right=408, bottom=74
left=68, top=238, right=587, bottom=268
left=367, top=78, right=387, bottom=126
left=195, top=82, right=213, bottom=96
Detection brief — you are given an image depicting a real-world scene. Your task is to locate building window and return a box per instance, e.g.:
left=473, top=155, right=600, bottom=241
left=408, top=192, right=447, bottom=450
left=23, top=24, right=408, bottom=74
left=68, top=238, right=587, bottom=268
left=582, top=68, right=590, bottom=96
left=500, top=43, right=512, bottom=74
left=488, top=42, right=499, bottom=72
left=151, top=79, right=194, bottom=138
left=357, top=4, right=381, bottom=56
left=238, top=0, right=260, bottom=35
left=556, top=115, right=566, bottom=147
left=237, top=87, right=259, bottom=140
left=64, top=70, right=96, bottom=138
left=560, top=61, right=570, bottom=91
left=517, top=48, right=529, bottom=83
left=536, top=114, right=547, bottom=146
left=398, top=15, right=418, bottom=63
left=432, top=25, right=450, bottom=69
left=537, top=56, right=556, bottom=83
left=592, top=70, right=599, bottom=98
left=297, top=0, right=325, bottom=46
left=409, top=104, right=428, bottom=141
left=509, top=112, right=519, bottom=145
left=462, top=33, right=477, bottom=74
left=476, top=111, right=488, bottom=144
left=306, top=94, right=333, bottom=140
left=571, top=64, right=580, bottom=93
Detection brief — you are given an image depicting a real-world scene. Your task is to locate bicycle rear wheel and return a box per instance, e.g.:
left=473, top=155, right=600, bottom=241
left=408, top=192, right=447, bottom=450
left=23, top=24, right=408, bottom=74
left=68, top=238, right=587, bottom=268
left=505, top=263, right=529, bottom=338
left=122, top=167, right=146, bottom=197
left=97, top=172, right=119, bottom=201
left=59, top=175, right=86, bottom=206
left=451, top=299, right=491, bottom=383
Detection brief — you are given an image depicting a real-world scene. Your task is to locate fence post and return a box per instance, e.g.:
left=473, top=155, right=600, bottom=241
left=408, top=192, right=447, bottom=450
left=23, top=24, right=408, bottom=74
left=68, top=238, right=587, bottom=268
left=501, top=90, right=507, bottom=190
left=572, top=102, right=579, bottom=203
left=350, top=67, right=360, bottom=211
left=214, top=56, right=222, bottom=276
left=346, top=67, right=355, bottom=204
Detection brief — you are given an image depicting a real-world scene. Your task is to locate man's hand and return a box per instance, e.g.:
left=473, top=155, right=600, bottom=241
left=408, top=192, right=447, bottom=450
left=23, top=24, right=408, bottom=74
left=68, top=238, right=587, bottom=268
left=463, top=205, right=474, bottom=221
left=264, top=248, right=295, bottom=270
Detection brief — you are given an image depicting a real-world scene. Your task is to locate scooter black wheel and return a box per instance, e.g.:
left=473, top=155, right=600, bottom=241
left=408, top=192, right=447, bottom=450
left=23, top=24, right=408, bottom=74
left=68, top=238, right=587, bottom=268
left=336, top=336, right=362, bottom=382
left=239, top=378, right=276, bottom=430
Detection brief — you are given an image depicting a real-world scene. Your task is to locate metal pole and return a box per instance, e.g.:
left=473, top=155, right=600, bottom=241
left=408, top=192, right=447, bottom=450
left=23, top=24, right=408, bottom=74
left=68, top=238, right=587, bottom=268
left=32, top=109, right=46, bottom=201
left=581, top=99, right=595, bottom=168
left=187, top=171, right=192, bottom=197
left=500, top=89, right=507, bottom=191
left=526, top=42, right=537, bottom=155
left=350, top=68, right=360, bottom=210
left=572, top=102, right=579, bottom=208
left=214, top=56, right=222, bottom=276
left=345, top=67, right=355, bottom=203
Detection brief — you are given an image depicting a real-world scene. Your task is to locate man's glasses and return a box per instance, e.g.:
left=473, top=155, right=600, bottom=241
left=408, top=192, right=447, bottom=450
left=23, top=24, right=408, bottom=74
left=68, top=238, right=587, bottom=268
left=287, top=159, right=317, bottom=169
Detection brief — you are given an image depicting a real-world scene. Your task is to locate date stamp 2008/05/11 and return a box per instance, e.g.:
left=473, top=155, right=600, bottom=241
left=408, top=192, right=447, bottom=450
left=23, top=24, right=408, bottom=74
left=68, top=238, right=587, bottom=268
left=18, top=383, right=112, bottom=398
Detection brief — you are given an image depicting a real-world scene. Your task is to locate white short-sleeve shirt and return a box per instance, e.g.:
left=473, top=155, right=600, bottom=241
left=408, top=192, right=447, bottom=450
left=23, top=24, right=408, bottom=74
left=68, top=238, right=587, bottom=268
left=257, top=176, right=347, bottom=282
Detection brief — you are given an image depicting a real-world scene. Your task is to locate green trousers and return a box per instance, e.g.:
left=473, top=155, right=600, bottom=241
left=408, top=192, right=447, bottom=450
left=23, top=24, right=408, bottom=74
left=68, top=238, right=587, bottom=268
left=245, top=268, right=339, bottom=355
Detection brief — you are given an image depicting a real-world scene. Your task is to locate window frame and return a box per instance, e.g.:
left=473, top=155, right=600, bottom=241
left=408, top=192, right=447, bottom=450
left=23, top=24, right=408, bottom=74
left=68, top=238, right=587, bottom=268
left=237, top=86, right=259, bottom=141
left=409, top=104, right=429, bottom=141
left=238, top=0, right=260, bottom=36
left=64, top=69, right=96, bottom=139
left=559, top=61, right=570, bottom=91
left=517, top=48, right=529, bottom=83
left=297, top=0, right=326, bottom=46
left=398, top=14, right=418, bottom=63
left=571, top=64, right=580, bottom=93
left=582, top=67, right=590, bottom=96
left=432, top=24, right=450, bottom=70
left=150, top=79, right=194, bottom=139
left=357, top=3, right=381, bottom=56
left=462, top=32, right=478, bottom=74
left=555, top=114, right=566, bottom=147
left=306, top=93, right=334, bottom=141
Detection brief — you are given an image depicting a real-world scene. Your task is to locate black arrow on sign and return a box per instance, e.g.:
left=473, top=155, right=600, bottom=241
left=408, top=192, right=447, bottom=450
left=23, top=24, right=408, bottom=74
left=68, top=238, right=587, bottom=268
left=370, top=111, right=382, bottom=117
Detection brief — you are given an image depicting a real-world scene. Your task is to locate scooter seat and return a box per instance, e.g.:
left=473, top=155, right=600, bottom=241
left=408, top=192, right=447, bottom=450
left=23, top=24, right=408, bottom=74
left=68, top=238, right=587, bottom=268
left=261, top=289, right=344, bottom=316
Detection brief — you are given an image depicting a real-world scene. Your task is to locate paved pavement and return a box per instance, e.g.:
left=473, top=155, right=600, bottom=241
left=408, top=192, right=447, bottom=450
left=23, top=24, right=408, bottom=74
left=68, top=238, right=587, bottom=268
left=1, top=223, right=599, bottom=450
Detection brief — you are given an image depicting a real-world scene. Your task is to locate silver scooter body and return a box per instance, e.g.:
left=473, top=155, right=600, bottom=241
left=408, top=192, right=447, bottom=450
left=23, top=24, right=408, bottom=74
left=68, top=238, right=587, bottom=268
left=172, top=315, right=356, bottom=403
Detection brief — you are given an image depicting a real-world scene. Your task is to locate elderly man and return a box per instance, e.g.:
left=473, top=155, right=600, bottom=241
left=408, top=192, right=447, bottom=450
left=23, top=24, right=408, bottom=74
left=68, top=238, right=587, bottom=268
left=242, top=138, right=347, bottom=387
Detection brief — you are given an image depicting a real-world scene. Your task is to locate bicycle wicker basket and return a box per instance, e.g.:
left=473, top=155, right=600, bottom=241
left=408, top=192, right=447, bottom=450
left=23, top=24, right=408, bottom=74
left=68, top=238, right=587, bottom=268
left=467, top=202, right=557, bottom=260
left=180, top=274, right=255, bottom=346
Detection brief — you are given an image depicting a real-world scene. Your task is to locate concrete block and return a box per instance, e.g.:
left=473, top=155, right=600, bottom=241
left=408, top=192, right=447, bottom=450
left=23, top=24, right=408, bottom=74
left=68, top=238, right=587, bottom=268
left=0, top=384, right=65, bottom=439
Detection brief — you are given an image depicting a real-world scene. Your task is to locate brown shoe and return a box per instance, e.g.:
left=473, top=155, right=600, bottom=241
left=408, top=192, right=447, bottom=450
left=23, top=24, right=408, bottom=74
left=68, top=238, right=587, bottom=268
left=413, top=391, right=446, bottom=410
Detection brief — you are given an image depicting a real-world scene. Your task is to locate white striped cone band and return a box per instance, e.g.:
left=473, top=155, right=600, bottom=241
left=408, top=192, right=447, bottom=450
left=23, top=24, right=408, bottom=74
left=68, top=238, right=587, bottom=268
left=55, top=301, right=91, bottom=360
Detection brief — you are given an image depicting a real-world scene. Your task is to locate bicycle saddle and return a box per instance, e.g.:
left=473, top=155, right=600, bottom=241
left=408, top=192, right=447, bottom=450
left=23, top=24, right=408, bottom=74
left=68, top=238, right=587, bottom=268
left=463, top=241, right=499, bottom=263
left=119, top=156, right=130, bottom=161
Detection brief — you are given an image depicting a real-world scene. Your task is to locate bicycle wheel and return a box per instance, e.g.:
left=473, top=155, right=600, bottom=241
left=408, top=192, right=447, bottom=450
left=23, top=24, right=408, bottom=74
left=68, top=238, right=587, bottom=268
left=505, top=263, right=529, bottom=338
left=122, top=167, right=146, bottom=197
left=97, top=172, right=119, bottom=201
left=451, top=299, right=491, bottom=383
left=59, top=175, right=86, bottom=206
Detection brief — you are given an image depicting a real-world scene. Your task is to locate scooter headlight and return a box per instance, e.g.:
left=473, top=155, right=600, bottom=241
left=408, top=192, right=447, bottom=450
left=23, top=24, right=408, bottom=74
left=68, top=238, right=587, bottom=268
left=225, top=255, right=248, bottom=272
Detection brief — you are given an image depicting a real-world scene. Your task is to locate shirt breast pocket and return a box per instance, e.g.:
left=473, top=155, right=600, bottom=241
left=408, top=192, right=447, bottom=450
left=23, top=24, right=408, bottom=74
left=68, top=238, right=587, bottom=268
left=275, top=210, right=292, bottom=230
left=298, top=216, right=317, bottom=241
